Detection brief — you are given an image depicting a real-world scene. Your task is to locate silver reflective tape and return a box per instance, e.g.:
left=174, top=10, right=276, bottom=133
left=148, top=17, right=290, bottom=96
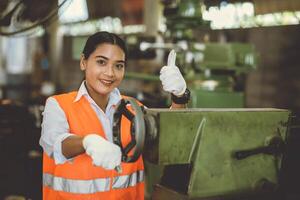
left=43, top=173, right=110, bottom=194
left=112, top=170, right=144, bottom=189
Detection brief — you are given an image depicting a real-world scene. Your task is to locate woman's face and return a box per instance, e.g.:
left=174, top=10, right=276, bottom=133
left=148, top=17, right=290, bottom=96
left=80, top=43, right=125, bottom=97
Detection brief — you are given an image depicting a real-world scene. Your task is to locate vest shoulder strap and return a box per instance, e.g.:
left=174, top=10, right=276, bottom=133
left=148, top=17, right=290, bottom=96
left=121, top=95, right=143, bottom=106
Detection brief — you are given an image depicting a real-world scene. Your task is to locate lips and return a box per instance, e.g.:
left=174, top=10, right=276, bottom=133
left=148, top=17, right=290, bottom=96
left=100, top=79, right=114, bottom=86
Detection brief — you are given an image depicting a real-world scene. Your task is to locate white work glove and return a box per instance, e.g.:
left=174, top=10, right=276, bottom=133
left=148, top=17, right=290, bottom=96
left=159, top=50, right=187, bottom=96
left=83, top=134, right=121, bottom=170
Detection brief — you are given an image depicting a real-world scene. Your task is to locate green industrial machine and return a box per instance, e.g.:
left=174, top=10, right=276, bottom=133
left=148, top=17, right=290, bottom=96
left=186, top=42, right=257, bottom=108
left=122, top=1, right=266, bottom=199
left=161, top=0, right=257, bottom=108
left=113, top=99, right=291, bottom=199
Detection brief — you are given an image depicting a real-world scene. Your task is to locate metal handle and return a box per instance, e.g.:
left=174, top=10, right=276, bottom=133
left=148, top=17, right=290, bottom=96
left=233, top=136, right=284, bottom=160
left=112, top=98, right=145, bottom=163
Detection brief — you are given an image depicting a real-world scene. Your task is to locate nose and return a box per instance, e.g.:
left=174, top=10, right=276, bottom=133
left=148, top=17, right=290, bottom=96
left=104, top=64, right=114, bottom=77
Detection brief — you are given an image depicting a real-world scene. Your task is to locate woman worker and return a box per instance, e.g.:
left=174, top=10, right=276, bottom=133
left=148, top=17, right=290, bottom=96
left=39, top=31, right=190, bottom=199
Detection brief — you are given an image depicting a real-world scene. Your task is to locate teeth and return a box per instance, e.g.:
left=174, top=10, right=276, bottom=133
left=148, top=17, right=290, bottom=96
left=101, top=80, right=113, bottom=85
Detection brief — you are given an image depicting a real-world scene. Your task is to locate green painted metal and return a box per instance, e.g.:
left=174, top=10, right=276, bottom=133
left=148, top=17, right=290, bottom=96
left=144, top=161, right=165, bottom=199
left=186, top=42, right=257, bottom=108
left=144, top=108, right=290, bottom=198
left=189, top=89, right=244, bottom=108
left=201, top=43, right=257, bottom=72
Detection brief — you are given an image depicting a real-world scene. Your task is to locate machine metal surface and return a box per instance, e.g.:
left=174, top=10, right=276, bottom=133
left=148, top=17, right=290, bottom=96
left=144, top=108, right=289, bottom=199
left=113, top=100, right=290, bottom=199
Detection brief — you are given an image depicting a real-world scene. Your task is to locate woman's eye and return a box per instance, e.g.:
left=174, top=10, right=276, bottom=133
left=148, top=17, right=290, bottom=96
left=115, top=63, right=124, bottom=69
left=97, top=60, right=106, bottom=65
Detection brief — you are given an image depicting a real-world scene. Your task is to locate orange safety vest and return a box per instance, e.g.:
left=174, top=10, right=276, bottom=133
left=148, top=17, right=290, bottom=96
left=42, top=91, right=144, bottom=200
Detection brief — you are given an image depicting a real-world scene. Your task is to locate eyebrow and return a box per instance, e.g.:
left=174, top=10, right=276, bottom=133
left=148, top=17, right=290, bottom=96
left=96, top=55, right=125, bottom=63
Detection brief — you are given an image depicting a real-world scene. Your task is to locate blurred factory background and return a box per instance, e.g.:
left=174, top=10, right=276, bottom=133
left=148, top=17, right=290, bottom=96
left=0, top=0, right=300, bottom=199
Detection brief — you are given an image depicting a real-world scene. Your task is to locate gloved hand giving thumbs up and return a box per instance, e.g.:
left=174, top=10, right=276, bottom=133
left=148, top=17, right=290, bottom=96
left=159, top=50, right=187, bottom=98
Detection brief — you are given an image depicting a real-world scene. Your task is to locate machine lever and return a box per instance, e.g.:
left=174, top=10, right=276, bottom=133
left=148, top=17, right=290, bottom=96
left=233, top=136, right=284, bottom=160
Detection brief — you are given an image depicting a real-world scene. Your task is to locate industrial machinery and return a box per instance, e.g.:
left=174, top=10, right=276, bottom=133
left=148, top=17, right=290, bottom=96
left=121, top=1, right=261, bottom=199
left=0, top=0, right=69, bottom=36
left=113, top=98, right=290, bottom=199
left=186, top=42, right=256, bottom=108
left=129, top=0, right=257, bottom=108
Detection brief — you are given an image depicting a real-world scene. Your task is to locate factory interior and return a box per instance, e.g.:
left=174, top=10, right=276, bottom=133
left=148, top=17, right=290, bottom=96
left=0, top=0, right=300, bottom=199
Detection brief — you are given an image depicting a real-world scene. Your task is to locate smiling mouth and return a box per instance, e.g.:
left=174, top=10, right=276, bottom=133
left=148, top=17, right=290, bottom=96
left=100, top=79, right=114, bottom=86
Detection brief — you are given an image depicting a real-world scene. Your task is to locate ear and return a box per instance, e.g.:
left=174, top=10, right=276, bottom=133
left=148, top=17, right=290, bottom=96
left=80, top=54, right=86, bottom=71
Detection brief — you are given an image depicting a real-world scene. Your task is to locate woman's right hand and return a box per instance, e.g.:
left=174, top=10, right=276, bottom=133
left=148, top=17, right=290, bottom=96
left=82, top=134, right=122, bottom=170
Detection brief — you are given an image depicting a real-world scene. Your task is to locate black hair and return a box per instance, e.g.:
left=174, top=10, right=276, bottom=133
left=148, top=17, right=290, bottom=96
left=82, top=31, right=127, bottom=61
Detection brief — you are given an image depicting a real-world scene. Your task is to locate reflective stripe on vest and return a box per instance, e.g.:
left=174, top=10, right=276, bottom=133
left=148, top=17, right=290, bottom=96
left=112, top=170, right=144, bottom=189
left=43, top=173, right=110, bottom=194
left=44, top=170, right=144, bottom=193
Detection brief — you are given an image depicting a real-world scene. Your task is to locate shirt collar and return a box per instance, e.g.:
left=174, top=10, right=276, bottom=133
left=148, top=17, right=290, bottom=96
left=74, top=81, right=122, bottom=108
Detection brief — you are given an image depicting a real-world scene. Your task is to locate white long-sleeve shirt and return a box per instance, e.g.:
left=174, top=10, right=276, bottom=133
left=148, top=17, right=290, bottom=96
left=39, top=81, right=122, bottom=164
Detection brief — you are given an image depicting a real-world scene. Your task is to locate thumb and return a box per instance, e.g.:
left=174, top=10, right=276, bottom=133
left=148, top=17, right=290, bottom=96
left=167, top=49, right=176, bottom=67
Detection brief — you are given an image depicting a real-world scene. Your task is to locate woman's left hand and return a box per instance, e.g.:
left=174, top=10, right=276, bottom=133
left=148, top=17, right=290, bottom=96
left=159, top=50, right=186, bottom=97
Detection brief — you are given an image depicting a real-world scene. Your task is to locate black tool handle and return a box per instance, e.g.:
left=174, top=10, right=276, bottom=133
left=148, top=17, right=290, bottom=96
left=233, top=136, right=284, bottom=160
